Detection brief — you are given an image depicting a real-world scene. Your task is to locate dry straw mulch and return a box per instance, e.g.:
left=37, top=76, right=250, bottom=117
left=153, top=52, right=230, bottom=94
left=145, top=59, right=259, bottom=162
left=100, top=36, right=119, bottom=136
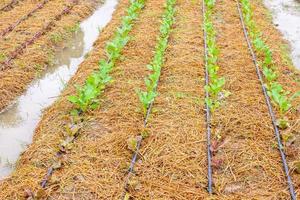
left=0, top=0, right=40, bottom=30
left=0, top=0, right=20, bottom=10
left=0, top=0, right=166, bottom=198
left=47, top=0, right=166, bottom=199
left=0, top=0, right=101, bottom=111
left=252, top=0, right=300, bottom=196
left=207, top=0, right=293, bottom=198
left=0, top=0, right=299, bottom=199
left=130, top=0, right=208, bottom=199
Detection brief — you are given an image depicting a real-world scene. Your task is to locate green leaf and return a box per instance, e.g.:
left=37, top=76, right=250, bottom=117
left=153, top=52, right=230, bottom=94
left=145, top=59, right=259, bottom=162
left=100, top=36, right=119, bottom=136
left=68, top=95, right=79, bottom=104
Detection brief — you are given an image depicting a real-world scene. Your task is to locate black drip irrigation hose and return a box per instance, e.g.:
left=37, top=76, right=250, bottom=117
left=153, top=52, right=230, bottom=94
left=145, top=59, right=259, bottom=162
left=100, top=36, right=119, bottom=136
left=0, top=0, right=20, bottom=12
left=41, top=167, right=54, bottom=188
left=0, top=1, right=78, bottom=70
left=122, top=89, right=155, bottom=194
left=236, top=1, right=296, bottom=199
left=122, top=2, right=176, bottom=195
left=0, top=0, right=50, bottom=38
left=202, top=0, right=213, bottom=195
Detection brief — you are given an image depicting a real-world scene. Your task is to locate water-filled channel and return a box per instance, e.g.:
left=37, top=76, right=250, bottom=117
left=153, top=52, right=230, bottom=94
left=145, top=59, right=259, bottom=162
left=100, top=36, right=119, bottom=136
left=0, top=0, right=118, bottom=179
left=264, top=0, right=300, bottom=69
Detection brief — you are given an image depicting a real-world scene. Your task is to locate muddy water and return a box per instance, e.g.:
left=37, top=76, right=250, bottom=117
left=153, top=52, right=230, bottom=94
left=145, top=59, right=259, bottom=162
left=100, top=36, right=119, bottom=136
left=264, top=0, right=300, bottom=69
left=0, top=0, right=118, bottom=179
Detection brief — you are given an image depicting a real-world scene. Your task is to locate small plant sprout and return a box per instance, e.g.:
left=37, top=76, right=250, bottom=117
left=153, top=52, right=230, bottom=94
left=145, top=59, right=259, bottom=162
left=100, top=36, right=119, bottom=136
left=204, top=0, right=227, bottom=112
left=50, top=32, right=63, bottom=44
left=68, top=0, right=145, bottom=113
left=65, top=22, right=80, bottom=33
left=240, top=0, right=300, bottom=129
left=0, top=53, right=6, bottom=62
left=137, top=0, right=176, bottom=116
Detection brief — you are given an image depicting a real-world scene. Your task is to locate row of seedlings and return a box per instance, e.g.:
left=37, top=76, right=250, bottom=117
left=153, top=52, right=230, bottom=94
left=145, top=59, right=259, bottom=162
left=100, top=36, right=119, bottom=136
left=123, top=0, right=176, bottom=198
left=202, top=0, right=228, bottom=194
left=203, top=0, right=227, bottom=112
left=240, top=0, right=300, bottom=129
left=237, top=0, right=297, bottom=199
left=0, top=0, right=50, bottom=38
left=0, top=0, right=79, bottom=70
left=40, top=0, right=146, bottom=189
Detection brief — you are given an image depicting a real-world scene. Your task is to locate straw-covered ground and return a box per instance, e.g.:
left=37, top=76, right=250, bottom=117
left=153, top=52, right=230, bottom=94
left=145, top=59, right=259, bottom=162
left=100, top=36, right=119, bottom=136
left=211, top=0, right=289, bottom=198
left=252, top=0, right=300, bottom=195
left=0, top=0, right=102, bottom=111
left=0, top=0, right=164, bottom=198
left=0, top=0, right=300, bottom=199
left=0, top=0, right=21, bottom=11
left=132, top=0, right=208, bottom=198
left=0, top=0, right=12, bottom=7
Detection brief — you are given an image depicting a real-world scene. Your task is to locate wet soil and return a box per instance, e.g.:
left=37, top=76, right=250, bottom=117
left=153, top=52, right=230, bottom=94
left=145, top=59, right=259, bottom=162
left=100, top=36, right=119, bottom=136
left=0, top=0, right=101, bottom=111
left=0, top=0, right=117, bottom=179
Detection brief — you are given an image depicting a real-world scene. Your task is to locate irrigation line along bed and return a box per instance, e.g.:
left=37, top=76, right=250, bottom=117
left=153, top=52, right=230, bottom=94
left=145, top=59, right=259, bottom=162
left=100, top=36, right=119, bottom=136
left=123, top=0, right=176, bottom=196
left=0, top=0, right=50, bottom=38
left=0, top=0, right=78, bottom=71
left=202, top=0, right=214, bottom=194
left=236, top=1, right=296, bottom=199
left=0, top=0, right=22, bottom=12
left=40, top=0, right=146, bottom=189
left=123, top=98, right=154, bottom=193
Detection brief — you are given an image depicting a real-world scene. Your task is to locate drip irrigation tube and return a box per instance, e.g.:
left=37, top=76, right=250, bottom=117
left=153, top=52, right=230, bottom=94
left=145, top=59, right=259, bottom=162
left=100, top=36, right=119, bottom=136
left=202, top=0, right=213, bottom=195
left=123, top=100, right=154, bottom=193
left=40, top=0, right=145, bottom=189
left=122, top=1, right=176, bottom=195
left=41, top=167, right=54, bottom=188
left=236, top=1, right=296, bottom=199
left=41, top=126, right=81, bottom=188
left=0, top=0, right=21, bottom=12
left=0, top=1, right=78, bottom=70
left=0, top=0, right=50, bottom=38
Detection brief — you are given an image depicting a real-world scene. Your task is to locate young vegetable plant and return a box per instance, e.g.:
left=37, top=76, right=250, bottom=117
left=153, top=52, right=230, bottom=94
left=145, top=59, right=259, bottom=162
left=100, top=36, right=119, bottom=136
left=204, top=0, right=227, bottom=112
left=41, top=1, right=147, bottom=189
left=68, top=0, right=145, bottom=114
left=240, top=0, right=300, bottom=129
left=137, top=0, right=176, bottom=116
